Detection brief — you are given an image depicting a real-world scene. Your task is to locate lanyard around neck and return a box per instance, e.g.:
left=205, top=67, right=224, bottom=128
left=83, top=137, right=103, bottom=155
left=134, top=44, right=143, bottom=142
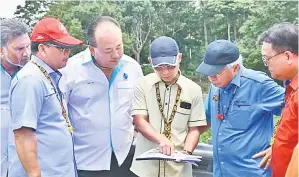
left=217, top=86, right=238, bottom=120
left=155, top=82, right=181, bottom=140
left=31, top=61, right=73, bottom=134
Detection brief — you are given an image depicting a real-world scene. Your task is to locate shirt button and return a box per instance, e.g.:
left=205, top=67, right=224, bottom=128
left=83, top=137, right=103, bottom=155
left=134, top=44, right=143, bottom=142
left=218, top=133, right=222, bottom=135
left=218, top=148, right=221, bottom=151
left=165, top=103, right=168, bottom=105
left=223, top=105, right=227, bottom=108
left=223, top=91, right=227, bottom=94
left=167, top=88, right=169, bottom=90
left=221, top=162, right=224, bottom=165
left=223, top=120, right=226, bottom=122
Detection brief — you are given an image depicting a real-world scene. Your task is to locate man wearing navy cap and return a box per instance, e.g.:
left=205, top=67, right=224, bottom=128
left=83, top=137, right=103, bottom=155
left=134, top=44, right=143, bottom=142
left=130, top=36, right=207, bottom=177
left=196, top=39, right=285, bottom=177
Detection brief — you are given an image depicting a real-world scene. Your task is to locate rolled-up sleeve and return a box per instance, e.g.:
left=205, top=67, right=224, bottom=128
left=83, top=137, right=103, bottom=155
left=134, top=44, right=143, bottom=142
left=132, top=79, right=148, bottom=116
left=10, top=76, right=44, bottom=131
left=188, top=87, right=207, bottom=127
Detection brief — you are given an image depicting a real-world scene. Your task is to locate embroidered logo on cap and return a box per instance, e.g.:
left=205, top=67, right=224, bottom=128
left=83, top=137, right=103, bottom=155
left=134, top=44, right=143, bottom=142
left=36, top=35, right=44, bottom=40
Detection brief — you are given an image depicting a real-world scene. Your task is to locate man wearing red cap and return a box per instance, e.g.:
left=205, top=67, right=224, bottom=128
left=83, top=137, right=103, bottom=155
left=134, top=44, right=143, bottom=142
left=8, top=17, right=83, bottom=177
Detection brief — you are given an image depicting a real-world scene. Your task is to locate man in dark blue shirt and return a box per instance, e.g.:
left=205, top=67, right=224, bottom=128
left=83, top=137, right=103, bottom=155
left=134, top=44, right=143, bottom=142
left=196, top=40, right=285, bottom=177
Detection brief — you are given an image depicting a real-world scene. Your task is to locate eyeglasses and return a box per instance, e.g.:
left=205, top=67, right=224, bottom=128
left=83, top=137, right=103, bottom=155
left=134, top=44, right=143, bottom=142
left=46, top=44, right=70, bottom=53
left=262, top=51, right=285, bottom=66
left=153, top=65, right=176, bottom=72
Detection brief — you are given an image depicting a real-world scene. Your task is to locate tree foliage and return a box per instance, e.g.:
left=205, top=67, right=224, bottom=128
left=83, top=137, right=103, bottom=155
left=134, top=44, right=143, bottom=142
left=13, top=0, right=298, bottom=75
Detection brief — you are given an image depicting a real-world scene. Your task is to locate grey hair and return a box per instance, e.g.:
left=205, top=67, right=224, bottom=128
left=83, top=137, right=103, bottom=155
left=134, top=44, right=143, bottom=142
left=1, top=18, right=30, bottom=47
left=226, top=55, right=243, bottom=68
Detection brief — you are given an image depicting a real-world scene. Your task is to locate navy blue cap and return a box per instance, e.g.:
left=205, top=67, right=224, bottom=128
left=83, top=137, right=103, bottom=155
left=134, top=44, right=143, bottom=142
left=149, top=36, right=179, bottom=67
left=196, top=40, right=239, bottom=76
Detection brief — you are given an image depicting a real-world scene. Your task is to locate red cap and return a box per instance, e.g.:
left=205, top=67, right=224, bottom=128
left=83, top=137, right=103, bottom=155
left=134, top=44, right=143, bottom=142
left=30, top=17, right=83, bottom=46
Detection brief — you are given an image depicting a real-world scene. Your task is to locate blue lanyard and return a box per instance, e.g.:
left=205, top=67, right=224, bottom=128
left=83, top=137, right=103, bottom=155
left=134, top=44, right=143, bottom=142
left=217, top=86, right=238, bottom=119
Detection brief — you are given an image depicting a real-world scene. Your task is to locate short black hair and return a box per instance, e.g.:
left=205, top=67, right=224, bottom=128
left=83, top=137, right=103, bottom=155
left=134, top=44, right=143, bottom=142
left=258, top=22, right=298, bottom=54
left=86, top=16, right=120, bottom=47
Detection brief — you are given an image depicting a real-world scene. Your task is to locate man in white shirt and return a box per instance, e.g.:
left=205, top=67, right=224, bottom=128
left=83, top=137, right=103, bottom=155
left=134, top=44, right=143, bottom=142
left=60, top=16, right=143, bottom=177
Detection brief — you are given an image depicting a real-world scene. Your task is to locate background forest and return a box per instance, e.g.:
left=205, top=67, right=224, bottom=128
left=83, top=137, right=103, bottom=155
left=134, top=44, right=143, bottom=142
left=13, top=0, right=298, bottom=90
left=9, top=0, right=298, bottom=143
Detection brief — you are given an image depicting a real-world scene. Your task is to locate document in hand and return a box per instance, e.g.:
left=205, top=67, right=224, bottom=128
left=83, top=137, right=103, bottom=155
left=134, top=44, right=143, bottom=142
left=136, top=148, right=202, bottom=166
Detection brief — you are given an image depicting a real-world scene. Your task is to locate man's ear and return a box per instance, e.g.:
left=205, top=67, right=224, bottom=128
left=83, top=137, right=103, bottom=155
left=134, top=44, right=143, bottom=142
left=89, top=45, right=95, bottom=57
left=285, top=51, right=297, bottom=65
left=177, top=53, right=182, bottom=63
left=37, top=44, right=47, bottom=57
left=148, top=57, right=152, bottom=64
left=0, top=47, right=4, bottom=58
left=233, top=64, right=240, bottom=74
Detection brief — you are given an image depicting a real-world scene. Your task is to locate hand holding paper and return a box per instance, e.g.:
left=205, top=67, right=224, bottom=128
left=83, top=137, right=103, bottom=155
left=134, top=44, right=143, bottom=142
left=158, top=136, right=175, bottom=156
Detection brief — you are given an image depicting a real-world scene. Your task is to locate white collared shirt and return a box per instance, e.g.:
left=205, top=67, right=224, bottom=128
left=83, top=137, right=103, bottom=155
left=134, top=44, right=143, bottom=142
left=60, top=48, right=143, bottom=170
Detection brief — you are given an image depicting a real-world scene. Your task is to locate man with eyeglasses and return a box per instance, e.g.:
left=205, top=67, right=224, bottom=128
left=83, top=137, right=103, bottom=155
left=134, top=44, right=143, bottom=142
left=8, top=17, right=83, bottom=177
left=130, top=36, right=207, bottom=177
left=196, top=39, right=285, bottom=177
left=258, top=22, right=298, bottom=177
left=0, top=18, right=31, bottom=177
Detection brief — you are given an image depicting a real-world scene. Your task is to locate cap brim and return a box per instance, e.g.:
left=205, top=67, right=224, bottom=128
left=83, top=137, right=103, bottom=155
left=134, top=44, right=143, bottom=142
left=54, top=35, right=83, bottom=47
left=196, top=62, right=225, bottom=76
left=152, top=56, right=177, bottom=67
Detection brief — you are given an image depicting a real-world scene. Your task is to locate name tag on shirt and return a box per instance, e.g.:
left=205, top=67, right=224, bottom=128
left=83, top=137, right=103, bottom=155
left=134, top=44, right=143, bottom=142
left=180, top=101, right=191, bottom=109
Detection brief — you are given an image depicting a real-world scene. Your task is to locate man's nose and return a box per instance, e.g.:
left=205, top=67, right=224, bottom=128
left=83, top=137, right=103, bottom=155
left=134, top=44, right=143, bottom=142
left=208, top=76, right=217, bottom=81
left=111, top=50, right=121, bottom=59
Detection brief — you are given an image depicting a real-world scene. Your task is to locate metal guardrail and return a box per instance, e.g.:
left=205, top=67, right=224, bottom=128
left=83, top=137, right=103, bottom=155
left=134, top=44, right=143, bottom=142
left=192, top=143, right=213, bottom=177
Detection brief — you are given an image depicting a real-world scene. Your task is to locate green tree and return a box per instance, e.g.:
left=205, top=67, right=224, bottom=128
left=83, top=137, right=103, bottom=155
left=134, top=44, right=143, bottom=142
left=14, top=0, right=55, bottom=27
left=239, top=1, right=298, bottom=72
left=45, top=0, right=125, bottom=55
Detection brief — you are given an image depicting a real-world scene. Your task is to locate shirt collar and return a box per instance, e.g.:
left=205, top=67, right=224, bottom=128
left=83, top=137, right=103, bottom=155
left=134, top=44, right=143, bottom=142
left=1, top=63, right=21, bottom=78
left=223, top=66, right=242, bottom=91
left=81, top=48, right=93, bottom=64
left=31, top=55, right=55, bottom=74
left=289, top=73, right=298, bottom=90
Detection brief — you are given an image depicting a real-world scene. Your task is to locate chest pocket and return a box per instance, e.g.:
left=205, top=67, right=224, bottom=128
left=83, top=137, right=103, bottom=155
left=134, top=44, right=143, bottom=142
left=117, top=82, right=134, bottom=106
left=44, top=83, right=58, bottom=101
left=227, top=103, right=251, bottom=130
left=172, top=102, right=192, bottom=131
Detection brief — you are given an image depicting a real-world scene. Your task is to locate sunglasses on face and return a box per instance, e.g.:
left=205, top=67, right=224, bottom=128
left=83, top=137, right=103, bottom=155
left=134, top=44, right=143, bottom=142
left=45, top=44, right=70, bottom=53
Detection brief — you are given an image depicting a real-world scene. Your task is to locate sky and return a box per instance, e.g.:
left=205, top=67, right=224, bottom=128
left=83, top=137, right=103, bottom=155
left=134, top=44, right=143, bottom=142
left=0, top=0, right=26, bottom=18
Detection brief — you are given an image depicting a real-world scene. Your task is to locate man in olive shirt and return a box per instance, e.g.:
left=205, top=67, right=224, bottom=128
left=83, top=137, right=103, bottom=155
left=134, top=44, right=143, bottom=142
left=130, top=36, right=207, bottom=177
